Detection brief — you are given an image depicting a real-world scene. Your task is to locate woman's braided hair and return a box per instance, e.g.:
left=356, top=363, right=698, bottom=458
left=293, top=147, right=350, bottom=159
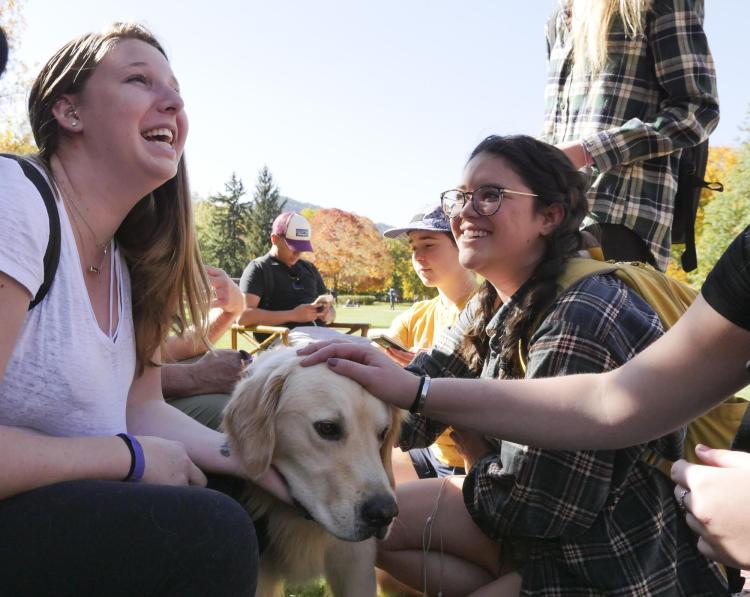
left=459, top=135, right=589, bottom=375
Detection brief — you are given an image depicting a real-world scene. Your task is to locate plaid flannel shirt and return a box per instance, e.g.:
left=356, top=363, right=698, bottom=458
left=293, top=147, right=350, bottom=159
left=404, top=274, right=727, bottom=596
left=542, top=0, right=719, bottom=271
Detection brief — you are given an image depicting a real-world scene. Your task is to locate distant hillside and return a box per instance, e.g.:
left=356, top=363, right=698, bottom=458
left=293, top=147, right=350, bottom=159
left=281, top=196, right=393, bottom=234
left=192, top=193, right=394, bottom=233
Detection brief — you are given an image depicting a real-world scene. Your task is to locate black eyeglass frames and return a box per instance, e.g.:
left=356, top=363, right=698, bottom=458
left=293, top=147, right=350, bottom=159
left=440, top=185, right=538, bottom=218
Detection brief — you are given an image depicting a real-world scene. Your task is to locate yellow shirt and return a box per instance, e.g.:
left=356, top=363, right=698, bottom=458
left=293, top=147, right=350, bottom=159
left=387, top=295, right=470, bottom=468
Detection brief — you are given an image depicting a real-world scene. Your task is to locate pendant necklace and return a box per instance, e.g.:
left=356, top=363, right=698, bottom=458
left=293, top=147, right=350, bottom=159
left=64, top=193, right=112, bottom=276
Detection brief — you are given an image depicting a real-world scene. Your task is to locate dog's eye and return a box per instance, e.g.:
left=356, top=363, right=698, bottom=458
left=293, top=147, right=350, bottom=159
left=314, top=421, right=342, bottom=441
left=379, top=427, right=389, bottom=442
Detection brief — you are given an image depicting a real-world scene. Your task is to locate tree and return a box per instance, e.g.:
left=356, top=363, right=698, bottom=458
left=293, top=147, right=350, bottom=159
left=307, top=208, right=393, bottom=293
left=199, top=173, right=251, bottom=277
left=385, top=238, right=437, bottom=301
left=691, top=139, right=750, bottom=284
left=0, top=128, right=34, bottom=153
left=0, top=0, right=35, bottom=154
left=246, top=166, right=286, bottom=260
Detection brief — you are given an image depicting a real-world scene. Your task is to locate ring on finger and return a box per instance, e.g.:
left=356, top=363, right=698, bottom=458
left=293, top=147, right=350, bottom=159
left=678, top=488, right=690, bottom=513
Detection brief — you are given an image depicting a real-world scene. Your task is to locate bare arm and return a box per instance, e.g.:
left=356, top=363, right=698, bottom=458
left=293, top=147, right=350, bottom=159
left=162, top=349, right=246, bottom=398
left=127, top=357, right=290, bottom=501
left=0, top=273, right=137, bottom=497
left=163, top=266, right=244, bottom=362
left=298, top=295, right=750, bottom=450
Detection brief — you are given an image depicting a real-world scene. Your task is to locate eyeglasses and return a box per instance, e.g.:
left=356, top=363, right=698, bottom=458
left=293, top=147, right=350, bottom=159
left=440, top=185, right=539, bottom=218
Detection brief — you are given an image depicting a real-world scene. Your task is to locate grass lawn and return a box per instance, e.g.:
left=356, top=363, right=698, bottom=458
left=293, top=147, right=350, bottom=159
left=214, top=301, right=413, bottom=350
left=334, top=301, right=413, bottom=329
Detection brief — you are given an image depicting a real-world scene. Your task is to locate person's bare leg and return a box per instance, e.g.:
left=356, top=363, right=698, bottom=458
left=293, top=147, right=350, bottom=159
left=377, top=476, right=502, bottom=596
left=468, top=572, right=522, bottom=597
left=376, top=567, right=421, bottom=597
left=392, top=446, right=419, bottom=485
left=377, top=449, right=422, bottom=595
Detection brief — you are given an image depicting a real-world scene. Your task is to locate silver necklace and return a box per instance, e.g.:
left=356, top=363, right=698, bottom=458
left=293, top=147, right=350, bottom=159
left=64, top=193, right=112, bottom=276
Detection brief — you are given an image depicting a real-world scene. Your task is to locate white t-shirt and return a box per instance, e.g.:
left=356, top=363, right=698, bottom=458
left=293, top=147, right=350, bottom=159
left=0, top=157, right=135, bottom=437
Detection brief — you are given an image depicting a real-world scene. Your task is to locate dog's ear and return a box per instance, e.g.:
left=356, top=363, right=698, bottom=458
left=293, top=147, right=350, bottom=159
left=380, top=406, right=403, bottom=489
left=222, top=362, right=288, bottom=479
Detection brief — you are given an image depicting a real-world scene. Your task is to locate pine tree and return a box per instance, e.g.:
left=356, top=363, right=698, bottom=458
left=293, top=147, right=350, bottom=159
left=200, top=173, right=250, bottom=277
left=246, top=166, right=286, bottom=260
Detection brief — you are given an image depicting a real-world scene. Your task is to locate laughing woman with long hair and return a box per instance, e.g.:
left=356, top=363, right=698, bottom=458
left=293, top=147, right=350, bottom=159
left=0, top=23, right=282, bottom=596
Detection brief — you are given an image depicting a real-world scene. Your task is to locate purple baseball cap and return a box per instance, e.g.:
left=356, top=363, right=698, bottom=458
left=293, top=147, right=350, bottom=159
left=272, top=212, right=314, bottom=252
left=383, top=204, right=451, bottom=239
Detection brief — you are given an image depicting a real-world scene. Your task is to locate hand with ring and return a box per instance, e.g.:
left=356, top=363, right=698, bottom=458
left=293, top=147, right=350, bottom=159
left=677, top=487, right=690, bottom=513
left=670, top=444, right=750, bottom=569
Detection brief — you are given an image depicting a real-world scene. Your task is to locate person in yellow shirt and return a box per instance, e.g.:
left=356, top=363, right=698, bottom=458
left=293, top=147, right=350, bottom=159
left=382, top=204, right=477, bottom=480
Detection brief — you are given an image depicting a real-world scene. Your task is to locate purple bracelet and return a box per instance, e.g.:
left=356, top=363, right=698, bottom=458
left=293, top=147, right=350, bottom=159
left=117, top=433, right=146, bottom=482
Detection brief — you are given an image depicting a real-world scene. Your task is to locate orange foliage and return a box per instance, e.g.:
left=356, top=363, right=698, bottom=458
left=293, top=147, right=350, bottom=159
left=307, top=208, right=393, bottom=293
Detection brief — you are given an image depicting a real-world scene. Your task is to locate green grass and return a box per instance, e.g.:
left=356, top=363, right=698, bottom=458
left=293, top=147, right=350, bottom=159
left=284, top=581, right=327, bottom=597
left=214, top=301, right=413, bottom=350
left=334, top=301, right=412, bottom=329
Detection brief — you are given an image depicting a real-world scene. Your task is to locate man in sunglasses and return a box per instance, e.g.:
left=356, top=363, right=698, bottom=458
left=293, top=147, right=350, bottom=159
left=239, top=212, right=335, bottom=339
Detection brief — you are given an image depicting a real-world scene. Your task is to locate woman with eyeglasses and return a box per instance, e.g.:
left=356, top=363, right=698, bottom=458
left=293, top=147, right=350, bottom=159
left=300, top=135, right=728, bottom=596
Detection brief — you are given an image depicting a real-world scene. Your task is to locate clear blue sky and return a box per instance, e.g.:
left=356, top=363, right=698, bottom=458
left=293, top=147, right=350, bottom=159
left=8, top=1, right=749, bottom=226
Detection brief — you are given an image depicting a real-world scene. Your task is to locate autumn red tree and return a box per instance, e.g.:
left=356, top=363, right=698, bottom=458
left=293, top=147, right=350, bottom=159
left=307, top=208, right=393, bottom=293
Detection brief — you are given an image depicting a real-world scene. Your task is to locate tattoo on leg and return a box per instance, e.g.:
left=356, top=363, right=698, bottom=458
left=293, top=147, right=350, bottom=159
left=220, top=441, right=231, bottom=458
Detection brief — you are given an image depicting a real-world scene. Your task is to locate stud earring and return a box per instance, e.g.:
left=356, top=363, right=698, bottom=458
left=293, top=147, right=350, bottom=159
left=71, top=121, right=78, bottom=127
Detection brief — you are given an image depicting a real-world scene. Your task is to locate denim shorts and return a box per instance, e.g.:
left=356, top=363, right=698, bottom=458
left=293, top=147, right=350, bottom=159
left=409, top=447, right=465, bottom=479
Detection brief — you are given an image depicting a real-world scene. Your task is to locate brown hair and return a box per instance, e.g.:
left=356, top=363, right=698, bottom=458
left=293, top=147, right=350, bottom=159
left=28, top=23, right=211, bottom=372
left=458, top=135, right=588, bottom=375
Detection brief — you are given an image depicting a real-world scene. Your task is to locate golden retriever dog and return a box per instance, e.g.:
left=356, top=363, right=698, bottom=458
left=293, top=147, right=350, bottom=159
left=223, top=346, right=401, bottom=597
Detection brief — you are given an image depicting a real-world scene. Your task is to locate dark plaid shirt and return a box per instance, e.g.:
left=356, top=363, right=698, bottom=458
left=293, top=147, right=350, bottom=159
left=542, top=0, right=719, bottom=271
left=404, top=274, right=727, bottom=595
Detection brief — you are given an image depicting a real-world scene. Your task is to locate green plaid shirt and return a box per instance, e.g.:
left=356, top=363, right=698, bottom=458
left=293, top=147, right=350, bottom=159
left=403, top=274, right=727, bottom=595
left=542, top=0, right=719, bottom=270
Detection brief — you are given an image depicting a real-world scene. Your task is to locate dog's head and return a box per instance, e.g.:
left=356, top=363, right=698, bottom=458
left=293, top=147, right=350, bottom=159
left=223, top=346, right=401, bottom=542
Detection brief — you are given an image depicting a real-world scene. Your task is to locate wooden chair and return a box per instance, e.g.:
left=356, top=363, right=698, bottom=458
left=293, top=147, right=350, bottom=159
left=328, top=322, right=371, bottom=337
left=230, top=322, right=370, bottom=354
left=230, top=324, right=290, bottom=354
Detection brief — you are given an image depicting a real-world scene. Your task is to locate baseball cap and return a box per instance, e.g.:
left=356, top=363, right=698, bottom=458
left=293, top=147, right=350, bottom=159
left=272, top=211, right=314, bottom=252
left=383, top=204, right=451, bottom=239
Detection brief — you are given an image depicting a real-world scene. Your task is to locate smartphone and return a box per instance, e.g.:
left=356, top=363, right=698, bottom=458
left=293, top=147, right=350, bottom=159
left=371, top=334, right=409, bottom=353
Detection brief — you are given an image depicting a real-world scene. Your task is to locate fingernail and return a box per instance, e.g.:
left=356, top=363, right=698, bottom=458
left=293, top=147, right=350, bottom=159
left=327, top=358, right=339, bottom=367
left=695, top=443, right=708, bottom=452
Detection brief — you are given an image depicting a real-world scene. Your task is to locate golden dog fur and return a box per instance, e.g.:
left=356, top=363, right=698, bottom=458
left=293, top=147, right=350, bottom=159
left=223, top=346, right=401, bottom=597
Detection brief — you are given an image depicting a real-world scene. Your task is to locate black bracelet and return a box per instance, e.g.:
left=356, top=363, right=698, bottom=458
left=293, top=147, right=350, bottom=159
left=408, top=376, right=427, bottom=414
left=117, top=433, right=136, bottom=482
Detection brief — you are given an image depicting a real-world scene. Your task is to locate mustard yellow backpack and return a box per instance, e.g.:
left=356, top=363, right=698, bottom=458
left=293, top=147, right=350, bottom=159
left=520, top=257, right=748, bottom=467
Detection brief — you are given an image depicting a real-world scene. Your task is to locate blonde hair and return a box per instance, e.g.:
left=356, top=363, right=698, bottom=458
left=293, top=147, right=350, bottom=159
left=28, top=23, right=211, bottom=373
left=570, top=0, right=652, bottom=76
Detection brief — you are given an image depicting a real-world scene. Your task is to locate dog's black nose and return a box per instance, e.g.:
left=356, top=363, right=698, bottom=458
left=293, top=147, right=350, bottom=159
left=360, top=494, right=399, bottom=531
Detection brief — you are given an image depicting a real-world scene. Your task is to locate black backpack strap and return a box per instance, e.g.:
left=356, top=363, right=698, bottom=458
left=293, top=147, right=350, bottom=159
left=1, top=154, right=61, bottom=309
left=731, top=399, right=750, bottom=453
left=673, top=141, right=723, bottom=272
